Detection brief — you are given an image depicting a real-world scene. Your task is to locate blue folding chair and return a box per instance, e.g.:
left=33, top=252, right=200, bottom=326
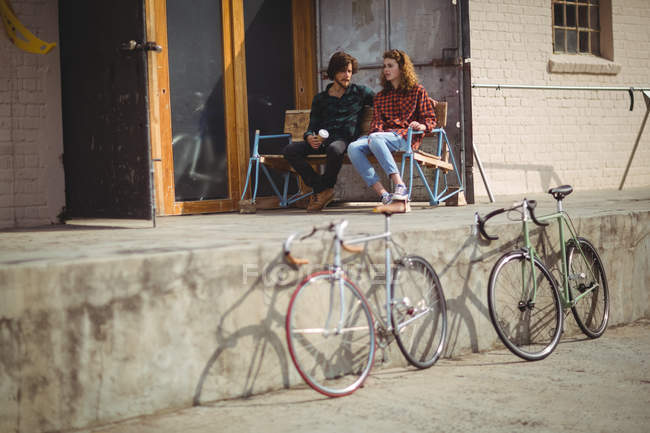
left=239, top=130, right=315, bottom=210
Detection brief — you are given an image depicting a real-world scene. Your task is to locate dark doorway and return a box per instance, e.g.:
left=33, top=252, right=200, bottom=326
left=59, top=0, right=152, bottom=219
left=244, top=0, right=296, bottom=196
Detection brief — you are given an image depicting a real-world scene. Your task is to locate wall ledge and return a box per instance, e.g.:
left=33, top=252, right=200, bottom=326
left=548, top=54, right=621, bottom=75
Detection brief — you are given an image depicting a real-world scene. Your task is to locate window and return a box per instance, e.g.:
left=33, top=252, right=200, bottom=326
left=552, top=0, right=600, bottom=55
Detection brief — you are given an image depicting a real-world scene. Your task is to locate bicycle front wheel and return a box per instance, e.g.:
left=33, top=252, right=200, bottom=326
left=285, top=271, right=375, bottom=397
left=566, top=237, right=609, bottom=338
left=488, top=251, right=563, bottom=361
left=391, top=256, right=447, bottom=369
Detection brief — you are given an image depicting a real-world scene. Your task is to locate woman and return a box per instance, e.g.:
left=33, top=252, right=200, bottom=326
left=347, top=49, right=437, bottom=213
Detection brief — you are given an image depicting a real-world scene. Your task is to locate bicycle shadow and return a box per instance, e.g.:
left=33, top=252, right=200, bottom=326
left=413, top=222, right=565, bottom=359
left=192, top=236, right=359, bottom=404
left=192, top=254, right=301, bottom=405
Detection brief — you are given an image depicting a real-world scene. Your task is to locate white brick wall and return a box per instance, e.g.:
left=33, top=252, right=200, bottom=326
left=470, top=0, right=650, bottom=198
left=0, top=0, right=64, bottom=228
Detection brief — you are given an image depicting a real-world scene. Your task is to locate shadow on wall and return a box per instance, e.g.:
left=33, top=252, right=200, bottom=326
left=190, top=223, right=571, bottom=404
left=192, top=255, right=293, bottom=405
left=191, top=237, right=342, bottom=404
left=482, top=162, right=564, bottom=192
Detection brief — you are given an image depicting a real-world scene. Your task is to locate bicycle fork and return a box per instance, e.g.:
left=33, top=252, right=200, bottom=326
left=520, top=218, right=539, bottom=312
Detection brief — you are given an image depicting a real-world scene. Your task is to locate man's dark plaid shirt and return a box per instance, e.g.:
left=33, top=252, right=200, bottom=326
left=304, top=83, right=375, bottom=143
left=370, top=83, right=437, bottom=150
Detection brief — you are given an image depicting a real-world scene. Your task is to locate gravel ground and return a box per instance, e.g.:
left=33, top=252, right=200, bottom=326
left=75, top=319, right=650, bottom=433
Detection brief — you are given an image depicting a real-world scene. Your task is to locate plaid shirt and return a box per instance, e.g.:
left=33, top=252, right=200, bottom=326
left=304, top=83, right=375, bottom=143
left=369, top=84, right=437, bottom=150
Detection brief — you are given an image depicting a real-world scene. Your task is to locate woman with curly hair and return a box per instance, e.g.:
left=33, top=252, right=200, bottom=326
left=348, top=49, right=437, bottom=213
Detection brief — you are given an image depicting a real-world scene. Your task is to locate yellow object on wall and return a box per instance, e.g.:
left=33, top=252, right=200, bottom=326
left=0, top=0, right=55, bottom=54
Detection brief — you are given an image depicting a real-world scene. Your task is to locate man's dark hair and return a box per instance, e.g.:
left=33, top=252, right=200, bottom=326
left=326, top=51, right=359, bottom=80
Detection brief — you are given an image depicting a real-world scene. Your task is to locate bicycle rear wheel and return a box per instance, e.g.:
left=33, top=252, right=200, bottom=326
left=566, top=237, right=609, bottom=338
left=285, top=270, right=375, bottom=397
left=488, top=250, right=563, bottom=361
left=390, top=256, right=447, bottom=368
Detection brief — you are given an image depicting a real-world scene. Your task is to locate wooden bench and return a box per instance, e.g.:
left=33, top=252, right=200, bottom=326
left=239, top=100, right=465, bottom=212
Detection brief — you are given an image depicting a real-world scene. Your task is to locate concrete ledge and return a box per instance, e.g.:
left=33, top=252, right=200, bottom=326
left=548, top=54, right=622, bottom=75
left=1, top=196, right=649, bottom=432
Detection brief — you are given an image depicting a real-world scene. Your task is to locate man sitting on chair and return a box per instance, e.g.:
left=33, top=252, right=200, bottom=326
left=283, top=51, right=374, bottom=212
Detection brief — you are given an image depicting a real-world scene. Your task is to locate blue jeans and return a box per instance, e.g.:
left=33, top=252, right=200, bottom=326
left=347, top=132, right=408, bottom=187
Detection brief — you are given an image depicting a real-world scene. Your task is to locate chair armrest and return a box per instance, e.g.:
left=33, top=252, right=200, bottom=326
left=258, top=133, right=292, bottom=141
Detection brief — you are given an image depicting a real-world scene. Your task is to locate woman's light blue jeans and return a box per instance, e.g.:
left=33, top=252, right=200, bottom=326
left=347, top=132, right=408, bottom=187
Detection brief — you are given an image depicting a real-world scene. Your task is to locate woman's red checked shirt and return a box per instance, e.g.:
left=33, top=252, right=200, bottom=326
left=369, top=83, right=437, bottom=150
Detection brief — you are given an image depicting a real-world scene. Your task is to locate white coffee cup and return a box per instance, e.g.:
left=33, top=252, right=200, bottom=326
left=318, top=129, right=329, bottom=139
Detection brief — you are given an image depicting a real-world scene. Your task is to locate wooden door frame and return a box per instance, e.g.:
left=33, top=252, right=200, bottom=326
left=292, top=0, right=317, bottom=110
left=145, top=0, right=316, bottom=215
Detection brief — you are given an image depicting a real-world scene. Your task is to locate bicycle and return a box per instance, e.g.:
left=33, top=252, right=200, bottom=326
left=282, top=212, right=447, bottom=397
left=476, top=185, right=610, bottom=361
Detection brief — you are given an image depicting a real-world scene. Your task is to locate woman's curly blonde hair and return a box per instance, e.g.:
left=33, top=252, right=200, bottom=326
left=380, top=49, right=419, bottom=92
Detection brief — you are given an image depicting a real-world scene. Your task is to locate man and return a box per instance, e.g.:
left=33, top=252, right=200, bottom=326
left=283, top=51, right=374, bottom=212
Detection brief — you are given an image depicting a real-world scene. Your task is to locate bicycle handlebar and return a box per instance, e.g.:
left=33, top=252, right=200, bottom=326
left=476, top=199, right=548, bottom=242
left=527, top=200, right=548, bottom=228
left=282, top=220, right=351, bottom=268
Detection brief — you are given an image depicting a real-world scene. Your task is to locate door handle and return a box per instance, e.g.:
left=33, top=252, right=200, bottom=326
left=120, top=40, right=163, bottom=53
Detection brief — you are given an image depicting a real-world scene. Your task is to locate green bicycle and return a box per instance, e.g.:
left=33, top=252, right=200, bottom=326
left=476, top=185, right=610, bottom=361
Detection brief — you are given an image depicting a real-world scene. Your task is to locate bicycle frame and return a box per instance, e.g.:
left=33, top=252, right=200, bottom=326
left=520, top=201, right=601, bottom=309
left=329, top=216, right=398, bottom=333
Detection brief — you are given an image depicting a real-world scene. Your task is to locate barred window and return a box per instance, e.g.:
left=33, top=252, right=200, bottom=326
left=552, top=0, right=600, bottom=55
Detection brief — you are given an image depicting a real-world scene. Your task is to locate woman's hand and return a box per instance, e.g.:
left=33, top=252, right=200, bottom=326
left=409, top=121, right=426, bottom=131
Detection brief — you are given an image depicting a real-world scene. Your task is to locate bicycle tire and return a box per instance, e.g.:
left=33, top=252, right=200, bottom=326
left=285, top=270, right=376, bottom=397
left=566, top=237, right=609, bottom=338
left=390, top=255, right=447, bottom=369
left=488, top=250, right=563, bottom=361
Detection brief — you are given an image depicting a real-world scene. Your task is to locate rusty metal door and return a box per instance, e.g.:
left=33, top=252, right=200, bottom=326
left=59, top=0, right=153, bottom=219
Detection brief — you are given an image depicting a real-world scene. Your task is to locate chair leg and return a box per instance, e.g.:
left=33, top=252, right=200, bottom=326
left=415, top=163, right=439, bottom=206
left=408, top=153, right=414, bottom=200
left=260, top=164, right=285, bottom=201
left=281, top=172, right=290, bottom=207
left=286, top=174, right=313, bottom=206
left=434, top=130, right=465, bottom=204
left=240, top=157, right=256, bottom=202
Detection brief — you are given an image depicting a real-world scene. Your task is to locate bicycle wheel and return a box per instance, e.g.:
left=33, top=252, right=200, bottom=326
left=285, top=270, right=375, bottom=397
left=390, top=255, right=447, bottom=369
left=488, top=250, right=563, bottom=361
left=566, top=237, right=609, bottom=338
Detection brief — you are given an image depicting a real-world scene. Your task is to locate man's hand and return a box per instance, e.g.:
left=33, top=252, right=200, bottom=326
left=409, top=121, right=426, bottom=131
left=306, top=134, right=322, bottom=149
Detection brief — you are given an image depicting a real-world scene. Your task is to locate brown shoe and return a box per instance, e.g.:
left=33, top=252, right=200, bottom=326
left=373, top=199, right=410, bottom=214
left=307, top=188, right=335, bottom=212
left=293, top=195, right=311, bottom=209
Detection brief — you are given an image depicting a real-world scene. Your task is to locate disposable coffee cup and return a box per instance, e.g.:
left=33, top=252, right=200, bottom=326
left=318, top=129, right=329, bottom=139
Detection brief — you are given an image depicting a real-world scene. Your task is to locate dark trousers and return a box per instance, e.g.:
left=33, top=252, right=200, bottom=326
left=283, top=140, right=347, bottom=193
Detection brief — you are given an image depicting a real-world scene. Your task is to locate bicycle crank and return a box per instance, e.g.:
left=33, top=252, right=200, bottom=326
left=518, top=300, right=535, bottom=311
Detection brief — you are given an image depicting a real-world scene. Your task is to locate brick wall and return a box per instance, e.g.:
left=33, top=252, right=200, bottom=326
left=0, top=0, right=64, bottom=228
left=470, top=0, right=650, bottom=198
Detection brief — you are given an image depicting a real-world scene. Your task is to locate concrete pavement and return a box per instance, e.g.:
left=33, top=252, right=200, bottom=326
left=72, top=319, right=650, bottom=433
left=2, top=187, right=649, bottom=266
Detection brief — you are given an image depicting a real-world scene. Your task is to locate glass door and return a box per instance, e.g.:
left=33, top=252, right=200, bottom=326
left=147, top=0, right=248, bottom=215
left=145, top=0, right=316, bottom=215
left=166, top=0, right=229, bottom=202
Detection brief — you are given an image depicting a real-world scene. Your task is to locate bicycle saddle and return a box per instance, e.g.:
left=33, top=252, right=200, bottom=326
left=548, top=185, right=573, bottom=201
